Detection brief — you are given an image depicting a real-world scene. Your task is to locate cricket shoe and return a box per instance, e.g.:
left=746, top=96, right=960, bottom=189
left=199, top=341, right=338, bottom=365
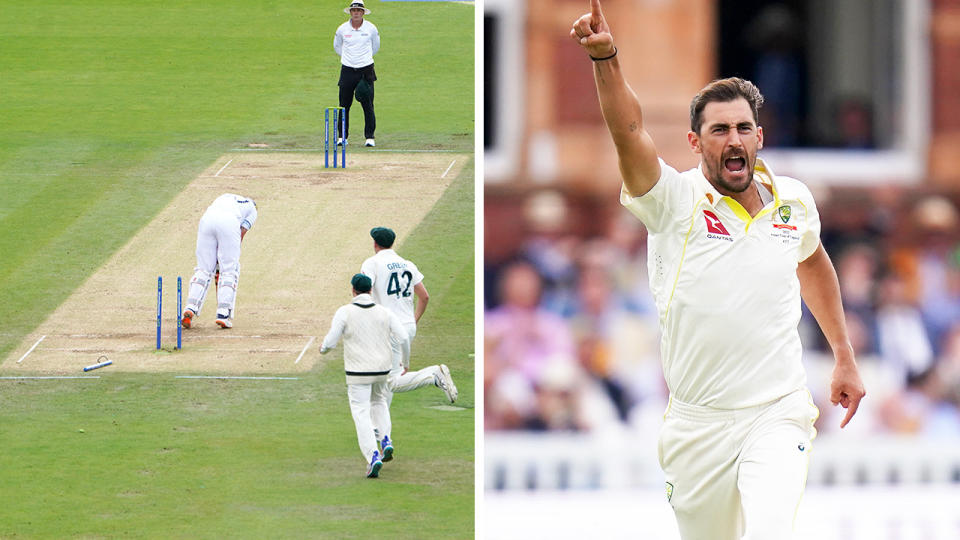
left=380, top=435, right=394, bottom=462
left=366, top=450, right=383, bottom=478
left=215, top=315, right=233, bottom=329
left=364, top=138, right=375, bottom=147
left=181, top=309, right=195, bottom=329
left=437, top=364, right=458, bottom=404
left=337, top=137, right=347, bottom=146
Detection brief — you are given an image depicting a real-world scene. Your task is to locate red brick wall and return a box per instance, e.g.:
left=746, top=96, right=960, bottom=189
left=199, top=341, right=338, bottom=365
left=929, top=0, right=960, bottom=186
left=517, top=0, right=714, bottom=192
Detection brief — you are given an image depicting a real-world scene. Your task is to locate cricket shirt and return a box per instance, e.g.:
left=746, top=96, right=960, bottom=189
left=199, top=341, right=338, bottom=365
left=621, top=157, right=821, bottom=408
left=321, top=293, right=403, bottom=384
left=360, top=249, right=424, bottom=327
left=206, top=193, right=258, bottom=231
left=334, top=20, right=379, bottom=68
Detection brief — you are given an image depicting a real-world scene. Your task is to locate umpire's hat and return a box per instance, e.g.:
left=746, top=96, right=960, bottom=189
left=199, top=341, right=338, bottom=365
left=344, top=1, right=371, bottom=14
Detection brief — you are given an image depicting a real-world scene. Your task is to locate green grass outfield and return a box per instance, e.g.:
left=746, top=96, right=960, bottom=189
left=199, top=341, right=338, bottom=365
left=0, top=0, right=474, bottom=537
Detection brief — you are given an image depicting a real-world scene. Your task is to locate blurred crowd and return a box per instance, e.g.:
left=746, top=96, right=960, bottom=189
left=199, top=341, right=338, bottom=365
left=484, top=187, right=960, bottom=439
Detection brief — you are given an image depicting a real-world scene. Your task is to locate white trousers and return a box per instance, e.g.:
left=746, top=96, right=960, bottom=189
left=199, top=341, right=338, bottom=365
left=372, top=323, right=441, bottom=439
left=389, top=322, right=437, bottom=391
left=347, top=381, right=391, bottom=463
left=188, top=210, right=242, bottom=316
left=390, top=322, right=418, bottom=373
left=658, top=388, right=819, bottom=540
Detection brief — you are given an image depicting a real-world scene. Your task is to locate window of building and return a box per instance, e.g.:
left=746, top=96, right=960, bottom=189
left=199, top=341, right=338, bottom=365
left=717, top=0, right=929, bottom=185
left=483, top=0, right=525, bottom=182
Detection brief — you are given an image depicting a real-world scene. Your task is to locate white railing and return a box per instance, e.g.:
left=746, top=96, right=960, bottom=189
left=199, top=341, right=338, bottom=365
left=485, top=432, right=960, bottom=490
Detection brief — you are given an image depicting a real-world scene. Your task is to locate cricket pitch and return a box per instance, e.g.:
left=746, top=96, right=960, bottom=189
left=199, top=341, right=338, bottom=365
left=3, top=150, right=468, bottom=374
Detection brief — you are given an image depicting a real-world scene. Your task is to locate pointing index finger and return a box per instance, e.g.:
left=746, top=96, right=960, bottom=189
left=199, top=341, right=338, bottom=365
left=839, top=396, right=861, bottom=428
left=591, top=0, right=604, bottom=20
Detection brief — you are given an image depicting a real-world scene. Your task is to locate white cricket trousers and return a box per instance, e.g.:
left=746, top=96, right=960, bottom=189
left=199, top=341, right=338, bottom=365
left=190, top=209, right=241, bottom=315
left=658, top=388, right=819, bottom=540
left=389, top=323, right=440, bottom=394
left=373, top=323, right=441, bottom=440
left=390, top=323, right=440, bottom=399
left=347, top=381, right=391, bottom=463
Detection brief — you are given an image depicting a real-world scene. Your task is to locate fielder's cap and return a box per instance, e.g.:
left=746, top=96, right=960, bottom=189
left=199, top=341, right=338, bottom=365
left=370, top=226, right=396, bottom=248
left=351, top=273, right=372, bottom=292
left=355, top=78, right=373, bottom=103
left=344, top=1, right=371, bottom=14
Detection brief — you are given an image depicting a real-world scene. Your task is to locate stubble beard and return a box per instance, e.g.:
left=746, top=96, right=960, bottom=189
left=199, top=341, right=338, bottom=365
left=704, top=151, right=755, bottom=195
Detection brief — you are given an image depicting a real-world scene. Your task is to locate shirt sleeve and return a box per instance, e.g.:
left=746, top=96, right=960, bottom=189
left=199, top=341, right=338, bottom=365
left=409, top=261, right=423, bottom=287
left=333, top=26, right=343, bottom=56
left=370, top=24, right=379, bottom=56
left=320, top=306, right=348, bottom=352
left=619, top=158, right=694, bottom=234
left=360, top=258, right=376, bottom=284
left=241, top=201, right=258, bottom=230
left=797, top=184, right=822, bottom=262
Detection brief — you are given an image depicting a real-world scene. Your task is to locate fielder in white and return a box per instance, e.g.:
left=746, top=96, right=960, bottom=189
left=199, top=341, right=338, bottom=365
left=572, top=2, right=866, bottom=539
left=320, top=273, right=405, bottom=478
left=360, top=227, right=458, bottom=412
left=182, top=193, right=257, bottom=329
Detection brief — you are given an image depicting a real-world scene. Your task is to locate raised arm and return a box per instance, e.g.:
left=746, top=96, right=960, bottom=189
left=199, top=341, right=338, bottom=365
left=570, top=0, right=660, bottom=197
left=797, top=243, right=866, bottom=428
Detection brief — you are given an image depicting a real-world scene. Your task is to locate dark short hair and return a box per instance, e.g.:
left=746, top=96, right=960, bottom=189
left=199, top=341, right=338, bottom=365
left=370, top=227, right=396, bottom=248
left=351, top=273, right=372, bottom=293
left=689, top=77, right=765, bottom=134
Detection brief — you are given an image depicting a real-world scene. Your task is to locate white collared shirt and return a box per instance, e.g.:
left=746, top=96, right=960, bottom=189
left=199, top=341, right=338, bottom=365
left=360, top=249, right=424, bottom=326
left=621, top=158, right=821, bottom=408
left=206, top=193, right=258, bottom=230
left=334, top=19, right=379, bottom=68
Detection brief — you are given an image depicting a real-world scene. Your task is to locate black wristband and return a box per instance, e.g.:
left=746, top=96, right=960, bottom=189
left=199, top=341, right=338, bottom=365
left=590, top=47, right=617, bottom=62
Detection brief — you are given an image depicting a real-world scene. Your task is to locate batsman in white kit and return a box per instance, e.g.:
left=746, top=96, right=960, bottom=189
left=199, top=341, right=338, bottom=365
left=182, top=193, right=257, bottom=329
left=319, top=273, right=405, bottom=478
left=571, top=1, right=865, bottom=538
left=360, top=227, right=458, bottom=410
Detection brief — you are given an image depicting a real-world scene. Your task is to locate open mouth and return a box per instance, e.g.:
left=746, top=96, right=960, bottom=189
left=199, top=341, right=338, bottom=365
left=724, top=157, right=746, bottom=173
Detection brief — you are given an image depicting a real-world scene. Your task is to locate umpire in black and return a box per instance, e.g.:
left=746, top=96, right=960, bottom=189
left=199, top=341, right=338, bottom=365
left=333, top=1, right=380, bottom=147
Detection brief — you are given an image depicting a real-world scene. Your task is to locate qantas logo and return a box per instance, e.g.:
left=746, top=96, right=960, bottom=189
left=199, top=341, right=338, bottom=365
left=703, top=210, right=729, bottom=235
left=703, top=210, right=733, bottom=241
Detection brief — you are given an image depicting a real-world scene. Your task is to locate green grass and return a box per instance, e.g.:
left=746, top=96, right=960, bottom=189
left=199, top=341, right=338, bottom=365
left=0, top=0, right=474, bottom=537
left=0, top=0, right=474, bottom=360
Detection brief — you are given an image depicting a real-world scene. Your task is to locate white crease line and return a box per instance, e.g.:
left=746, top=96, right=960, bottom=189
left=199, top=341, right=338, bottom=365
left=193, top=335, right=264, bottom=339
left=16, top=335, right=46, bottom=364
left=0, top=376, right=100, bottom=380
left=227, top=148, right=462, bottom=153
left=175, top=376, right=300, bottom=380
left=213, top=159, right=233, bottom=177
left=295, top=336, right=315, bottom=364
left=63, top=334, right=264, bottom=339
left=441, top=159, right=456, bottom=178
left=59, top=331, right=265, bottom=340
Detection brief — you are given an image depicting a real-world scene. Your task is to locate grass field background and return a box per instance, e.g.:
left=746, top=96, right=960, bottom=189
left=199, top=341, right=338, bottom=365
left=0, top=0, right=474, bottom=537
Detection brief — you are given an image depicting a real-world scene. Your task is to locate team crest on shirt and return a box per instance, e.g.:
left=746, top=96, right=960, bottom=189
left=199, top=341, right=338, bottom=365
left=703, top=210, right=733, bottom=241
left=778, top=205, right=792, bottom=223
left=772, top=205, right=799, bottom=233
left=665, top=481, right=674, bottom=502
